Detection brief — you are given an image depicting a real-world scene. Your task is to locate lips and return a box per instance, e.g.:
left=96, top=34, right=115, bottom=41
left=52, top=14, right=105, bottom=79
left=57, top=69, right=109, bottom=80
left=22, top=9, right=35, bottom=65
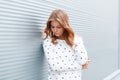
left=55, top=34, right=59, bottom=36
left=54, top=33, right=58, bottom=34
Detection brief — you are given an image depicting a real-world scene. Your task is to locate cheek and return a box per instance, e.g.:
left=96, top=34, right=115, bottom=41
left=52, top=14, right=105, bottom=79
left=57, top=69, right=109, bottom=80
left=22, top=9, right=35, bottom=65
left=62, top=29, right=65, bottom=33
left=51, top=28, right=54, bottom=32
left=59, top=29, right=64, bottom=34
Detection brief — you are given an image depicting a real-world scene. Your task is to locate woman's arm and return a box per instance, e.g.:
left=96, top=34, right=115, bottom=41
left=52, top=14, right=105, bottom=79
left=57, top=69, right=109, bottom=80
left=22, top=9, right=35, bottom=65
left=74, top=36, right=89, bottom=66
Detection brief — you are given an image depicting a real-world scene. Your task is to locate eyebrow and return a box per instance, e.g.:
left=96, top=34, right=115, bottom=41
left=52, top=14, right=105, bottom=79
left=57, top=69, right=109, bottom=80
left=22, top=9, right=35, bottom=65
left=51, top=25, right=61, bottom=27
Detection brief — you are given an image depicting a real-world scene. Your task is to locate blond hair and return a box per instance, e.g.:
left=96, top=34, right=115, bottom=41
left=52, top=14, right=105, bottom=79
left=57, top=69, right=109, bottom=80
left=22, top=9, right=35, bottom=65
left=44, top=9, right=75, bottom=47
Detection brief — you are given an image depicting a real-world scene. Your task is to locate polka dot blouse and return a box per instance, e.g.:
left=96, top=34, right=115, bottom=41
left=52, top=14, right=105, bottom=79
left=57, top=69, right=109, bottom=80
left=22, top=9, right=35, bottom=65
left=43, top=36, right=88, bottom=80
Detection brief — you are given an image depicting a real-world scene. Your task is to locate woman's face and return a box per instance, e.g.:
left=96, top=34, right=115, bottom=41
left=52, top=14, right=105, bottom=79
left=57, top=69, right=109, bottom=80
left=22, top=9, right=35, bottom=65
left=51, top=21, right=64, bottom=38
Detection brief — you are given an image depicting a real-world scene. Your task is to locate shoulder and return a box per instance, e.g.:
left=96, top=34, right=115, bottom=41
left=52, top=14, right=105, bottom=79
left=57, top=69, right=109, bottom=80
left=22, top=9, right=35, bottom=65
left=74, top=35, right=84, bottom=44
left=43, top=37, right=52, bottom=45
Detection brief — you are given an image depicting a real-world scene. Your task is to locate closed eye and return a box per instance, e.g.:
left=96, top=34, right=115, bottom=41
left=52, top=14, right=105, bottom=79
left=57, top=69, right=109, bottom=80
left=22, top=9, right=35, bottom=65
left=51, top=26, right=55, bottom=28
left=57, top=26, right=62, bottom=29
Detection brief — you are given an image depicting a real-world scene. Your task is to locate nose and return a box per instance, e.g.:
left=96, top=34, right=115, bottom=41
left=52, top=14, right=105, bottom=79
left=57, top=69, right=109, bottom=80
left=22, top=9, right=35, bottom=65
left=54, top=28, right=57, bottom=32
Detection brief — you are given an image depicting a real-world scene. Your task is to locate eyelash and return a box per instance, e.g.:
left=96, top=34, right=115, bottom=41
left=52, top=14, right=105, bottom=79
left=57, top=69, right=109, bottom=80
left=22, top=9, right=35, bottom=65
left=58, top=27, right=61, bottom=28
left=51, top=26, right=61, bottom=28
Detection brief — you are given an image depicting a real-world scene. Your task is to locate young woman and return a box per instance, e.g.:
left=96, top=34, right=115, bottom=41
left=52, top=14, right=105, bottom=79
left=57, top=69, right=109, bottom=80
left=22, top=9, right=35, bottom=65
left=43, top=9, right=90, bottom=80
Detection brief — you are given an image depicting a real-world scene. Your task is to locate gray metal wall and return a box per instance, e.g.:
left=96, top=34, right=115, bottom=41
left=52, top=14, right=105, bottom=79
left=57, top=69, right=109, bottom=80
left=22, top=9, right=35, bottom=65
left=0, top=0, right=119, bottom=80
left=119, top=0, right=120, bottom=69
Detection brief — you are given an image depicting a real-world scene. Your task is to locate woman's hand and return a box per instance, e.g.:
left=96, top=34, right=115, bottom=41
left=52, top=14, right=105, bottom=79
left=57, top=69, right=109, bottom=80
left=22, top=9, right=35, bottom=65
left=82, top=58, right=91, bottom=69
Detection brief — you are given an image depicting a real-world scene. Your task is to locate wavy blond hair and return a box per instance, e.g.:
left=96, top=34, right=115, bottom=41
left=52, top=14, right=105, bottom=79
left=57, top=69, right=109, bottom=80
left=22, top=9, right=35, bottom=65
left=44, top=9, right=75, bottom=47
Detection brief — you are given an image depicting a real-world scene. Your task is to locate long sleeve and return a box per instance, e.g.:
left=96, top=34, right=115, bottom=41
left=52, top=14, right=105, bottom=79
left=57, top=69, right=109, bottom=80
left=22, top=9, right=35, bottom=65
left=43, top=38, right=82, bottom=72
left=74, top=36, right=88, bottom=65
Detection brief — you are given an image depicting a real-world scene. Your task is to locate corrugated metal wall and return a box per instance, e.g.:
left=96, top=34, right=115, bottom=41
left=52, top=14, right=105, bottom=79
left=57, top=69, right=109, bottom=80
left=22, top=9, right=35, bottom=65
left=0, top=0, right=90, bottom=80
left=0, top=0, right=44, bottom=80
left=0, top=0, right=119, bottom=80
left=119, top=0, right=120, bottom=69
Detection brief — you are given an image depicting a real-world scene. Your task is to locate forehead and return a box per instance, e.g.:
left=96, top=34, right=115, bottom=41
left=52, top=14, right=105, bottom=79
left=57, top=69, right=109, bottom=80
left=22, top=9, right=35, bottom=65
left=51, top=21, right=60, bottom=26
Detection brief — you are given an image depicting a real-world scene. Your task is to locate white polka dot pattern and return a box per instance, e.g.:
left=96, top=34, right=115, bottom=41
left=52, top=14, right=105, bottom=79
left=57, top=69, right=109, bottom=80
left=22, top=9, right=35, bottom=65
left=43, top=37, right=88, bottom=80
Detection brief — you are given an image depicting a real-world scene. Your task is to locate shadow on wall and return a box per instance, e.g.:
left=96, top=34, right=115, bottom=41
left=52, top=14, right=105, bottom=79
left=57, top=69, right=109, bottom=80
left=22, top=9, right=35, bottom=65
left=38, top=42, right=48, bottom=80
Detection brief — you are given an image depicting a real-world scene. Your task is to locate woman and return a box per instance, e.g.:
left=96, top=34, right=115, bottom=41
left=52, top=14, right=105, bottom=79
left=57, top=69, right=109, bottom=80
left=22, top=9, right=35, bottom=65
left=43, top=9, right=90, bottom=80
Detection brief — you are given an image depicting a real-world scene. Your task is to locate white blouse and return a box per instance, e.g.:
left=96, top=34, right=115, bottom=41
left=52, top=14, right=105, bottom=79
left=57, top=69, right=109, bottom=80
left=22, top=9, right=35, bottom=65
left=43, top=36, right=88, bottom=80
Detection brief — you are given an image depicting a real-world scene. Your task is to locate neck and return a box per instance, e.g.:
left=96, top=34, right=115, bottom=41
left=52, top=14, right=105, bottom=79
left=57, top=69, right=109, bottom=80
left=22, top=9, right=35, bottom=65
left=57, top=36, right=64, bottom=40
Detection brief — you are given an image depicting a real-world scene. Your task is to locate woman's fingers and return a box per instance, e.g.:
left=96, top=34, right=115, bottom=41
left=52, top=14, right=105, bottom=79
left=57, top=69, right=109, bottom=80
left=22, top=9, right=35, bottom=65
left=82, top=59, right=91, bottom=69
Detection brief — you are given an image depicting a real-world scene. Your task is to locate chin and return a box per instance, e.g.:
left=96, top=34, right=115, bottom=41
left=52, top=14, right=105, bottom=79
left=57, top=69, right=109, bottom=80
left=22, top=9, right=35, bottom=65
left=55, top=34, right=59, bottom=37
